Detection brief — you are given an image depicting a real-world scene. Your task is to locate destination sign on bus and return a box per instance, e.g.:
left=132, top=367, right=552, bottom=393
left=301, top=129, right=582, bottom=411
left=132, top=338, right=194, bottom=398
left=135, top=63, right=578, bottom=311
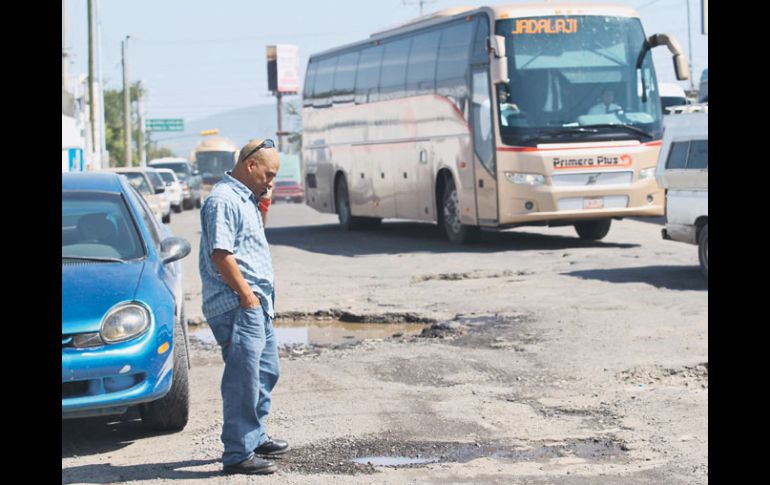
left=510, top=18, right=578, bottom=35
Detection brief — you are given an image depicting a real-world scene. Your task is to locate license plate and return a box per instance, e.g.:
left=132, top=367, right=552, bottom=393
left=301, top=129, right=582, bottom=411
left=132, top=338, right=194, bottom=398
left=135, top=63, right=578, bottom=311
left=584, top=197, right=604, bottom=209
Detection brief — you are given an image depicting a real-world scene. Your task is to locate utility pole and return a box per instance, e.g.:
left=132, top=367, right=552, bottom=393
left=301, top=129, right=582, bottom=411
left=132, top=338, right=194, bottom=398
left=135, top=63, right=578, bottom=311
left=88, top=0, right=97, bottom=160
left=62, top=0, right=67, bottom=91
left=686, top=0, right=695, bottom=91
left=276, top=91, right=284, bottom=152
left=122, top=36, right=132, bottom=167
left=137, top=81, right=146, bottom=167
left=96, top=0, right=108, bottom=167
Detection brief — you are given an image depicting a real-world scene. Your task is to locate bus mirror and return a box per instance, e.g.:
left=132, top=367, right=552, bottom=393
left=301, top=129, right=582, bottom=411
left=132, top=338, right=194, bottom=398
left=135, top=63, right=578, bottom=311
left=647, top=33, right=690, bottom=81
left=487, top=35, right=506, bottom=58
left=491, top=56, right=509, bottom=85
left=673, top=54, right=690, bottom=81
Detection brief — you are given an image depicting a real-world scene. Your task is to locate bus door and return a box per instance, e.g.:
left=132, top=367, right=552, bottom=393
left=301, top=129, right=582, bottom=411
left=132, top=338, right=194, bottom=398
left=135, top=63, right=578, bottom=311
left=470, top=66, right=498, bottom=225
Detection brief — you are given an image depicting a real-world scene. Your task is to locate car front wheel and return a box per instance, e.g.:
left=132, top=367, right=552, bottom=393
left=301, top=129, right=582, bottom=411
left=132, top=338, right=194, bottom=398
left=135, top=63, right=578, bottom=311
left=140, top=322, right=189, bottom=432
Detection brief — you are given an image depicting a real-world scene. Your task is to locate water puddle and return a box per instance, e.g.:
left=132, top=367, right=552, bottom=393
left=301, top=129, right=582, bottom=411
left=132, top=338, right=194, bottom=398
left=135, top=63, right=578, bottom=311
left=351, top=456, right=437, bottom=467
left=190, top=319, right=426, bottom=347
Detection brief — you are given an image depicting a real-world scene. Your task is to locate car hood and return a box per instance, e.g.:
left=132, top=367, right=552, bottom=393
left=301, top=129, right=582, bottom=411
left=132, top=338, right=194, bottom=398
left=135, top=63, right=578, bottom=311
left=62, top=261, right=146, bottom=334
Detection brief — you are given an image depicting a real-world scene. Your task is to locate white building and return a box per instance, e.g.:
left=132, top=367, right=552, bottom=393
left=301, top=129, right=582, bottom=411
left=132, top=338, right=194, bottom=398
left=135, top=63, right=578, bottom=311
left=62, top=75, right=107, bottom=171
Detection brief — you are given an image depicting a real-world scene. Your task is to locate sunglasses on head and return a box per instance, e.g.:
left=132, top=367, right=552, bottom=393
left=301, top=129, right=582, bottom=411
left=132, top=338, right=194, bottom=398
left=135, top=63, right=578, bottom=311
left=241, top=139, right=275, bottom=162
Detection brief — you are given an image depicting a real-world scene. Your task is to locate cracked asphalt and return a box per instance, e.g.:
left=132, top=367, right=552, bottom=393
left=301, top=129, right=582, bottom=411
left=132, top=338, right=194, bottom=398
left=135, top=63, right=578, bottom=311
left=62, top=203, right=707, bottom=484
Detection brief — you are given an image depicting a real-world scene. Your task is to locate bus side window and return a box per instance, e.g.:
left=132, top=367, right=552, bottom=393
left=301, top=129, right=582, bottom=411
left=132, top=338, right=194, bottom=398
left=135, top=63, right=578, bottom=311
left=405, top=30, right=440, bottom=97
left=313, top=56, right=338, bottom=108
left=379, top=37, right=411, bottom=101
left=303, top=60, right=318, bottom=108
left=436, top=20, right=474, bottom=109
left=355, top=45, right=383, bottom=105
left=333, top=51, right=359, bottom=105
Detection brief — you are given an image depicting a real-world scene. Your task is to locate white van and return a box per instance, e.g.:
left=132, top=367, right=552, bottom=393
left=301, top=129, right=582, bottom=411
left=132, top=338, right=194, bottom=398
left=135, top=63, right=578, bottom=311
left=659, top=82, right=688, bottom=114
left=655, top=105, right=708, bottom=276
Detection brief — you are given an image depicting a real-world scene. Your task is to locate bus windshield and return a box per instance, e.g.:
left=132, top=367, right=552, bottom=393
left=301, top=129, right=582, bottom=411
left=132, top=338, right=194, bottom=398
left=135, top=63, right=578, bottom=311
left=495, top=15, right=662, bottom=146
left=197, top=151, right=235, bottom=184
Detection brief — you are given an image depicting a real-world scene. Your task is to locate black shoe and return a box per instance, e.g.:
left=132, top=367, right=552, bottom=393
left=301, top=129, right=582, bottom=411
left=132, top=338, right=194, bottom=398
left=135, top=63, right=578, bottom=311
left=254, top=437, right=290, bottom=457
left=222, top=455, right=277, bottom=475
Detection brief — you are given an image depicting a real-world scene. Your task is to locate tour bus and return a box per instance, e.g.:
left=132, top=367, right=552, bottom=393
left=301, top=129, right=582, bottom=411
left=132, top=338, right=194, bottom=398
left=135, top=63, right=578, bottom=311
left=301, top=3, right=690, bottom=243
left=655, top=104, right=708, bottom=277
left=188, top=136, right=238, bottom=199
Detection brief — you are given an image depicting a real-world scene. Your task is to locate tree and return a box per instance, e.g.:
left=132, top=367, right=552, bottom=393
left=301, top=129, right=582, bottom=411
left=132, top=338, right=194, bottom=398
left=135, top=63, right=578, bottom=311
left=285, top=101, right=302, bottom=155
left=103, top=82, right=175, bottom=166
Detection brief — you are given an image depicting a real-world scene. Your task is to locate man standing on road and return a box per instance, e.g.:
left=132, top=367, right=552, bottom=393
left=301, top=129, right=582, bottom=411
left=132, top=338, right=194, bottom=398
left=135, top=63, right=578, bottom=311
left=199, top=138, right=288, bottom=475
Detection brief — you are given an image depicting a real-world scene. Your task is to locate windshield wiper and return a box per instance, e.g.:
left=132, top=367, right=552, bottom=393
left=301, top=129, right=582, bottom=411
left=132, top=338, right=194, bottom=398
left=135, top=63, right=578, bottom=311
left=517, top=127, right=599, bottom=145
left=62, top=255, right=125, bottom=263
left=581, top=124, right=653, bottom=139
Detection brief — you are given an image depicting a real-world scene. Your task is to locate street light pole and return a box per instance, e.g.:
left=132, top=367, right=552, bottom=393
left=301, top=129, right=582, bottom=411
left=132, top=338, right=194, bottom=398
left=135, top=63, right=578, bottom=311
left=686, top=0, right=695, bottom=91
left=122, top=36, right=132, bottom=167
left=88, top=0, right=97, bottom=161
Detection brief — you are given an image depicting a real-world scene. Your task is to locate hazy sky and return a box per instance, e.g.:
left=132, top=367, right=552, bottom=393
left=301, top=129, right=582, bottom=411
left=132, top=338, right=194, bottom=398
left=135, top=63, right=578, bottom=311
left=64, top=0, right=708, bottom=122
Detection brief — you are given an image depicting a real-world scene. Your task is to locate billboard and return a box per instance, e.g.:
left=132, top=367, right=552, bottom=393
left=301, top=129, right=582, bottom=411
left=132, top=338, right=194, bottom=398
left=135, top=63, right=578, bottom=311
left=267, top=44, right=300, bottom=94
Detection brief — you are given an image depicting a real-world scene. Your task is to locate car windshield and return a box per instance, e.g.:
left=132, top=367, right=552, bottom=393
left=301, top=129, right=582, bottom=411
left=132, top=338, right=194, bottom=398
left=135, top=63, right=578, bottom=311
left=150, top=162, right=190, bottom=181
left=121, top=172, right=152, bottom=195
left=495, top=15, right=662, bottom=146
left=146, top=171, right=165, bottom=190
left=62, top=192, right=145, bottom=261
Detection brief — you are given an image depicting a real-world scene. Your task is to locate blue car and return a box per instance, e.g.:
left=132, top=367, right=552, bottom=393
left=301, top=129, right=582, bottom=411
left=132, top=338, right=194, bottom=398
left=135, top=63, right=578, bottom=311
left=62, top=172, right=192, bottom=431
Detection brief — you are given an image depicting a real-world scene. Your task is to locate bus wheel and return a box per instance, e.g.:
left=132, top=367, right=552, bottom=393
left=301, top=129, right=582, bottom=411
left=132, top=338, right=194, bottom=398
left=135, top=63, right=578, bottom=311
left=698, top=223, right=708, bottom=278
left=441, top=179, right=477, bottom=244
left=574, top=219, right=611, bottom=240
left=335, top=177, right=361, bottom=230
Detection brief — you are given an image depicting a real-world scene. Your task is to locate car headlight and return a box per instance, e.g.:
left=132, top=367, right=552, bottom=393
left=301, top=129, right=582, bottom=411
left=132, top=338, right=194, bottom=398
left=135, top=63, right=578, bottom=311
left=505, top=172, right=545, bottom=186
left=639, top=167, right=656, bottom=180
left=100, top=302, right=151, bottom=343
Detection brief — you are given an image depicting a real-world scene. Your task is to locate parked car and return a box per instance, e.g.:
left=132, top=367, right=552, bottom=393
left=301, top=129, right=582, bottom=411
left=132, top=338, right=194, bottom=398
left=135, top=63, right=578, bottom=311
left=62, top=172, right=192, bottom=430
left=273, top=179, right=304, bottom=203
left=655, top=104, right=708, bottom=277
left=104, top=167, right=166, bottom=223
left=145, top=168, right=172, bottom=223
left=148, top=158, right=203, bottom=210
left=155, top=168, right=184, bottom=213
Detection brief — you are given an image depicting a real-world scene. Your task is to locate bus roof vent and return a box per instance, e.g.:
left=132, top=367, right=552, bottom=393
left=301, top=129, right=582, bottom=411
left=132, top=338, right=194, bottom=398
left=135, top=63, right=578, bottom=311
left=371, top=7, right=477, bottom=38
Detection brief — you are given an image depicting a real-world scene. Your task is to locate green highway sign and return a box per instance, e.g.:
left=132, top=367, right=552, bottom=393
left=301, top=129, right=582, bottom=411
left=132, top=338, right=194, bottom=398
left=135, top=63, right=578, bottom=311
left=146, top=118, right=184, bottom=132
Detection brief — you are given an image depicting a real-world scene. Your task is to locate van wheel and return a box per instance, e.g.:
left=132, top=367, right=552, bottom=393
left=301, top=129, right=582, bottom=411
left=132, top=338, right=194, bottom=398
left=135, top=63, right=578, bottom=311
left=698, top=223, right=708, bottom=277
left=574, top=219, right=611, bottom=240
left=162, top=213, right=171, bottom=224
left=441, top=178, right=477, bottom=244
left=195, top=196, right=202, bottom=209
left=140, top=322, right=189, bottom=431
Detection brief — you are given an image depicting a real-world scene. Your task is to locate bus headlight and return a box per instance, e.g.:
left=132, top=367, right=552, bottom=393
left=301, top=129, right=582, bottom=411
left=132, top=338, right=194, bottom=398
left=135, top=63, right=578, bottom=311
left=505, top=172, right=545, bottom=186
left=101, top=303, right=150, bottom=343
left=640, top=168, right=656, bottom=180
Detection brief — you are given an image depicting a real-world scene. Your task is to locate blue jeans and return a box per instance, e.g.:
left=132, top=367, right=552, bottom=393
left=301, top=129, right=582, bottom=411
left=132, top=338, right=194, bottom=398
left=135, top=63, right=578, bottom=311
left=207, top=304, right=280, bottom=465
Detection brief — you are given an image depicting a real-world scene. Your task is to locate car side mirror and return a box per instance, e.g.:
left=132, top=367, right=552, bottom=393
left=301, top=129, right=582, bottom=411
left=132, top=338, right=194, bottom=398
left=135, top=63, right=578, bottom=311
left=155, top=186, right=166, bottom=194
left=160, top=236, right=191, bottom=264
left=192, top=169, right=200, bottom=176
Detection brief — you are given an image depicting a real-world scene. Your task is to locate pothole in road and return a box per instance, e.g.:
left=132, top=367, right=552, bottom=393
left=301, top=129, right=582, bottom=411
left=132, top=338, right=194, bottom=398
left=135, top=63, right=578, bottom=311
left=282, top=436, right=628, bottom=475
left=189, top=319, right=427, bottom=351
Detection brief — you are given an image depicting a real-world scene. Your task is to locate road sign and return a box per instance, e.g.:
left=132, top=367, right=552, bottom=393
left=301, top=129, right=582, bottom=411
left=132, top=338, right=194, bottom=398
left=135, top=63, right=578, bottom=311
left=146, top=118, right=184, bottom=132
